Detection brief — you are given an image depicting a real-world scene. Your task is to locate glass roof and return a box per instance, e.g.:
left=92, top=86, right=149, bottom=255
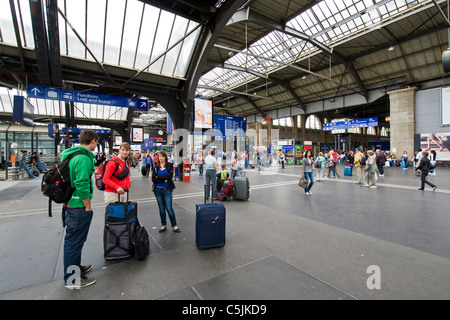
left=0, top=0, right=201, bottom=78
left=0, top=0, right=203, bottom=126
left=197, top=0, right=430, bottom=97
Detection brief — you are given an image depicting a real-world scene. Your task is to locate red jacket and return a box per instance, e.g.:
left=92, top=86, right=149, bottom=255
left=102, top=157, right=131, bottom=193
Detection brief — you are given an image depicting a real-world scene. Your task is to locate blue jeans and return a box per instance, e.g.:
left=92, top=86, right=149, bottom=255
left=154, top=188, right=177, bottom=227
left=63, top=207, right=93, bottom=284
left=19, top=164, right=35, bottom=178
left=205, top=169, right=217, bottom=199
left=304, top=171, right=314, bottom=193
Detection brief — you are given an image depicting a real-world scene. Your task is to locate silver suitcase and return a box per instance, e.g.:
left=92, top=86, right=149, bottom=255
left=234, top=176, right=249, bottom=200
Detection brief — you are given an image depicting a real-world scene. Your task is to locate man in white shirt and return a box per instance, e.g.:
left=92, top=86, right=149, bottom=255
left=204, top=149, right=218, bottom=199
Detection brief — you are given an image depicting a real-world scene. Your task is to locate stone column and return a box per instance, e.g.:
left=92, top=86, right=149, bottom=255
left=387, top=87, right=416, bottom=159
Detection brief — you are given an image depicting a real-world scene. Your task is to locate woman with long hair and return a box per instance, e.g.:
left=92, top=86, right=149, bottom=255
left=102, top=142, right=131, bottom=205
left=151, top=151, right=180, bottom=233
left=302, top=150, right=315, bottom=195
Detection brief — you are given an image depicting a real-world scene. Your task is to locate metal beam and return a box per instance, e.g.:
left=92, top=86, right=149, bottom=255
left=29, top=0, right=52, bottom=86
left=46, top=0, right=63, bottom=87
left=206, top=59, right=306, bottom=111
left=228, top=7, right=369, bottom=100
left=182, top=0, right=248, bottom=129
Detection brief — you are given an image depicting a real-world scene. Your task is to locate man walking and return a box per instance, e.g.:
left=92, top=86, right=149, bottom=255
left=375, top=149, right=386, bottom=176
left=62, top=129, right=98, bottom=289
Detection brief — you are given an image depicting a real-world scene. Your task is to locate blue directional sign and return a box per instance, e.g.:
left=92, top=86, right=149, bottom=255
left=28, top=85, right=148, bottom=110
left=61, top=127, right=111, bottom=134
left=323, top=117, right=378, bottom=131
left=213, top=115, right=246, bottom=139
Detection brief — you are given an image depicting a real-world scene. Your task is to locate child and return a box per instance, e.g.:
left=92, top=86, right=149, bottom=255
left=221, top=164, right=228, bottom=182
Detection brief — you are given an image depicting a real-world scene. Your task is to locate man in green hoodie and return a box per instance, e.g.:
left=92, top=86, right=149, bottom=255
left=62, top=129, right=98, bottom=289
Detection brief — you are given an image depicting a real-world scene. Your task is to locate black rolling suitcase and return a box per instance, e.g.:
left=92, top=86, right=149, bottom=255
left=195, top=185, right=226, bottom=250
left=104, top=193, right=149, bottom=260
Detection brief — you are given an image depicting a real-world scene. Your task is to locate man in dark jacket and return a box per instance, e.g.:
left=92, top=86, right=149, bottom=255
left=415, top=151, right=437, bottom=191
left=375, top=149, right=386, bottom=176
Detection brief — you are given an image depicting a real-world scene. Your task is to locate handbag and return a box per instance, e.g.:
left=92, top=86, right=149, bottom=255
left=298, top=176, right=308, bottom=189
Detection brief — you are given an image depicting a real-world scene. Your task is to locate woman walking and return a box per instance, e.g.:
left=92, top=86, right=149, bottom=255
left=302, top=150, right=315, bottom=195
left=152, top=151, right=180, bottom=233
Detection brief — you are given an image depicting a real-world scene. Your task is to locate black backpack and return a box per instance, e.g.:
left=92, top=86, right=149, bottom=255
left=41, top=151, right=86, bottom=221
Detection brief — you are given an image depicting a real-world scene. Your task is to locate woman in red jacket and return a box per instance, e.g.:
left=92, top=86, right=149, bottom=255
left=102, top=142, right=131, bottom=205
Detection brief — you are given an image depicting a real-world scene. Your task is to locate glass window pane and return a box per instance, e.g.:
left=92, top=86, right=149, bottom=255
left=104, top=0, right=126, bottom=65
left=86, top=0, right=107, bottom=62
left=135, top=6, right=160, bottom=70
left=119, top=0, right=143, bottom=67
left=64, top=0, right=86, bottom=58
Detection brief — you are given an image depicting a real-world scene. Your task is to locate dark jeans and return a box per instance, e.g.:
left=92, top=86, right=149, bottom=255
left=63, top=207, right=93, bottom=284
left=154, top=188, right=177, bottom=227
left=377, top=164, right=384, bottom=175
left=420, top=171, right=436, bottom=189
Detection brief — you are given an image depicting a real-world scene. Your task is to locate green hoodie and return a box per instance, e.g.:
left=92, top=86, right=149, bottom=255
left=60, top=145, right=95, bottom=208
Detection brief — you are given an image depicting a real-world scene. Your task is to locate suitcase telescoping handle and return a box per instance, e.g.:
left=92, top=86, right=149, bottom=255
left=204, top=184, right=214, bottom=204
left=117, top=189, right=130, bottom=202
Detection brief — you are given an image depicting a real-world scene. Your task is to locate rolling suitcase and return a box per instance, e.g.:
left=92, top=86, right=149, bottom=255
left=104, top=193, right=149, bottom=260
left=195, top=185, right=226, bottom=250
left=234, top=175, right=249, bottom=200
left=344, top=166, right=352, bottom=176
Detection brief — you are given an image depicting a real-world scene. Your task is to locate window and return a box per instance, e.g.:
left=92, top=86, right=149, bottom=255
left=367, top=127, right=376, bottom=135
left=305, top=115, right=321, bottom=130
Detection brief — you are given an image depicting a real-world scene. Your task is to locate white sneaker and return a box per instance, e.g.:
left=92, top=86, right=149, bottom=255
left=308, top=191, right=312, bottom=195
left=305, top=192, right=310, bottom=196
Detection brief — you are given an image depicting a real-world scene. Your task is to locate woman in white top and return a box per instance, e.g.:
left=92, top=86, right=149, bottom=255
left=204, top=149, right=218, bottom=200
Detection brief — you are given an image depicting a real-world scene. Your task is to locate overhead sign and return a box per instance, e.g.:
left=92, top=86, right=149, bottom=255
left=62, top=127, right=111, bottom=134
left=27, top=84, right=148, bottom=110
left=323, top=117, right=378, bottom=131
left=213, top=115, right=246, bottom=139
left=13, top=96, right=35, bottom=127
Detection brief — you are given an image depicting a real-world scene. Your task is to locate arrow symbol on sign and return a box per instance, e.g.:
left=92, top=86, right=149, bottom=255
left=31, top=87, right=40, bottom=96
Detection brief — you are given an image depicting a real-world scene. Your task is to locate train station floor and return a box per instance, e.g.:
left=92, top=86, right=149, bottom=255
left=0, top=163, right=449, bottom=301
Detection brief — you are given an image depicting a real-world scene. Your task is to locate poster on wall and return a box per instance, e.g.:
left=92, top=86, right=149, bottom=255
left=132, top=127, right=144, bottom=142
left=194, top=98, right=213, bottom=129
left=442, top=87, right=450, bottom=125
left=420, top=132, right=450, bottom=161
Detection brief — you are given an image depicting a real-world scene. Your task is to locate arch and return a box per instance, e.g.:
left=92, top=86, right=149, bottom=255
left=305, top=115, right=321, bottom=130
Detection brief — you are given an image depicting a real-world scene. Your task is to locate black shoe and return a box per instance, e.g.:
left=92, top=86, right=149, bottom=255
left=173, top=227, right=180, bottom=233
left=159, top=226, right=167, bottom=233
left=432, top=186, right=437, bottom=191
left=418, top=188, right=424, bottom=190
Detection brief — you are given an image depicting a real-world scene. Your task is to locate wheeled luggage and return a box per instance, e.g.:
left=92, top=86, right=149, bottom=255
left=234, top=176, right=250, bottom=200
left=344, top=166, right=352, bottom=176
left=195, top=185, right=226, bottom=250
left=104, top=194, right=149, bottom=260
